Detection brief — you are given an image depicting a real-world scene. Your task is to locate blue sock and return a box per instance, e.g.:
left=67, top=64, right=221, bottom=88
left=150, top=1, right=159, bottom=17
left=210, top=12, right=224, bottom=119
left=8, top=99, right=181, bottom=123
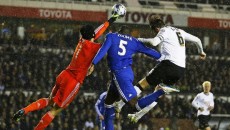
left=104, top=105, right=115, bottom=130
left=136, top=89, right=164, bottom=109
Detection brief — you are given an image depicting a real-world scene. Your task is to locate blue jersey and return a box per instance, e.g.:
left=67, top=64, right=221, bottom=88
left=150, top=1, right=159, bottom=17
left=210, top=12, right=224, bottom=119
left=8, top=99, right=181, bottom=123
left=95, top=92, right=107, bottom=117
left=93, top=33, right=161, bottom=72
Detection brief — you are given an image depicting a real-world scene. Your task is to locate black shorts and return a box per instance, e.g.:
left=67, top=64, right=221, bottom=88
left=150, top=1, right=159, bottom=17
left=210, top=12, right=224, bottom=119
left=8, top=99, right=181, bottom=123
left=146, top=60, right=185, bottom=87
left=198, top=115, right=211, bottom=129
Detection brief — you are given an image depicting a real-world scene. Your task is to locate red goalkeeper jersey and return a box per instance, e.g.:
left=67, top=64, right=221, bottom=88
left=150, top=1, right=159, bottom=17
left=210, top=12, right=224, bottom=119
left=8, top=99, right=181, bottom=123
left=66, top=21, right=109, bottom=83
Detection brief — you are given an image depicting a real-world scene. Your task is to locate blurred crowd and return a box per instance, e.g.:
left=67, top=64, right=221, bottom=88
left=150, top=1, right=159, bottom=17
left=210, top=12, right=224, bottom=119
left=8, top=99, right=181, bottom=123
left=0, top=90, right=230, bottom=130
left=0, top=39, right=230, bottom=94
left=0, top=91, right=102, bottom=130
left=0, top=22, right=230, bottom=129
left=0, top=0, right=229, bottom=130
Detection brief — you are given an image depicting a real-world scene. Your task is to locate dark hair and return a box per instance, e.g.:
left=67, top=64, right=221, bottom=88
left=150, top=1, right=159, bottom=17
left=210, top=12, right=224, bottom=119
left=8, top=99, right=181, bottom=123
left=148, top=15, right=165, bottom=30
left=80, top=25, right=95, bottom=40
left=118, top=25, right=131, bottom=35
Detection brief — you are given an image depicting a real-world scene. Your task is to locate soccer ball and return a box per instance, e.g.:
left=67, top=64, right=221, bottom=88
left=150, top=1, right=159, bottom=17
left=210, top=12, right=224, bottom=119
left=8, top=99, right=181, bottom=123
left=111, top=3, right=126, bottom=18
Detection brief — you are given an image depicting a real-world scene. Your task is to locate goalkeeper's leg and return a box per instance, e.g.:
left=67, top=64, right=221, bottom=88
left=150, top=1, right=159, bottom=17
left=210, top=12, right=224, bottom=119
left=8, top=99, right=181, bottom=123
left=34, top=105, right=62, bottom=130
left=13, top=98, right=50, bottom=122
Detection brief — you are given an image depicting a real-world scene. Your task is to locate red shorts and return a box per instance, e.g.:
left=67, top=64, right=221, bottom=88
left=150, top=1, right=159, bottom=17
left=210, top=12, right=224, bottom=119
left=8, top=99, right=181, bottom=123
left=52, top=70, right=81, bottom=108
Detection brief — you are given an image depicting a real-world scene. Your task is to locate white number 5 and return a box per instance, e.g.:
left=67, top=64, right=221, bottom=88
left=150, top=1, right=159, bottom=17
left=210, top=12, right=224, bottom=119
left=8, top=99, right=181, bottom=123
left=118, top=40, right=127, bottom=56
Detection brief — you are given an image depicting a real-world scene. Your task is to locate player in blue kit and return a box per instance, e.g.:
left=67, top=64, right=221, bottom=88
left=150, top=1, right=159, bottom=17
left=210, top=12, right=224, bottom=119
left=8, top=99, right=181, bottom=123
left=95, top=91, right=112, bottom=130
left=95, top=89, right=124, bottom=130
left=88, top=25, right=167, bottom=130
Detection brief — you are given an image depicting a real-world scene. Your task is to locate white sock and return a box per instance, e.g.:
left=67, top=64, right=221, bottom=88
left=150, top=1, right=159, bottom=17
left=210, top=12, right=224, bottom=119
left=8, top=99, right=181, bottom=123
left=135, top=103, right=142, bottom=111
left=134, top=85, right=142, bottom=97
left=136, top=101, right=157, bottom=119
left=115, top=86, right=142, bottom=112
left=105, top=104, right=114, bottom=108
left=117, top=100, right=125, bottom=109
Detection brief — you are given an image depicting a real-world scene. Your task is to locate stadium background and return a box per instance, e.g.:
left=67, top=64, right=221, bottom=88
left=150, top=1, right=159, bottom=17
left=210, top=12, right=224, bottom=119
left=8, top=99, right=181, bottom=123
left=0, top=0, right=229, bottom=130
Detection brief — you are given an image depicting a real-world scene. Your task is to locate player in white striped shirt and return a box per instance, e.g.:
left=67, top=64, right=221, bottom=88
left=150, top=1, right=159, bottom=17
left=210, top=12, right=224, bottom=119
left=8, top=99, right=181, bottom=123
left=126, top=15, right=207, bottom=123
left=192, top=81, right=214, bottom=130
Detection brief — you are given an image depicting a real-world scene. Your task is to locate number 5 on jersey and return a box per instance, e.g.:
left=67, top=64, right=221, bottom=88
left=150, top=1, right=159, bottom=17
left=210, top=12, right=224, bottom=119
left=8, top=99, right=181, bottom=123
left=118, top=40, right=128, bottom=56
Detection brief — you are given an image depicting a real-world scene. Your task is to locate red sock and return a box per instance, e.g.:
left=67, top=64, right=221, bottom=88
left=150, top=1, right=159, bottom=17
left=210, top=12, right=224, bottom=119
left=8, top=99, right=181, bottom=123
left=34, top=111, right=54, bottom=130
left=23, top=98, right=49, bottom=114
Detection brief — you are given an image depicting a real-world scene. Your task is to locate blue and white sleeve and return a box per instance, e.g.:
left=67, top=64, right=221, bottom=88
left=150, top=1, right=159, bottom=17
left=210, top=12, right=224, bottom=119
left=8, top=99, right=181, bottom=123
left=95, top=98, right=102, bottom=116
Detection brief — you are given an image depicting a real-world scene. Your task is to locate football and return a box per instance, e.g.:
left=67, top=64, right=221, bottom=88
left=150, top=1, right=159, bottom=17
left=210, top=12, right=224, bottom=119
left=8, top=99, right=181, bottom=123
left=111, top=3, right=126, bottom=18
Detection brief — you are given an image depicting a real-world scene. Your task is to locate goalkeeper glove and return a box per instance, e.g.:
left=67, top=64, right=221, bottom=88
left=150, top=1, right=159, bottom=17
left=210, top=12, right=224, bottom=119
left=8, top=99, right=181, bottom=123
left=108, top=14, right=120, bottom=24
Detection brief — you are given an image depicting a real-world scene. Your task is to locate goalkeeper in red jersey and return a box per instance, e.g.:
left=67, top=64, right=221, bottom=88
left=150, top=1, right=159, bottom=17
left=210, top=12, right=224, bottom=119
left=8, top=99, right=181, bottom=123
left=12, top=15, right=119, bottom=130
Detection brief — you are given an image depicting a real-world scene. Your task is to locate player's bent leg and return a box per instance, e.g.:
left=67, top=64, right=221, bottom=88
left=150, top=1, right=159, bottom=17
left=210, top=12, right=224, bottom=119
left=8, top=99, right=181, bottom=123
left=134, top=85, right=142, bottom=97
left=12, top=109, right=25, bottom=122
left=105, top=91, right=119, bottom=106
left=50, top=105, right=63, bottom=116
left=135, top=89, right=164, bottom=110
left=104, top=104, right=115, bottom=130
left=138, top=77, right=150, bottom=90
left=128, top=101, right=157, bottom=123
left=104, top=85, right=119, bottom=130
left=127, top=84, right=179, bottom=123
left=158, top=83, right=180, bottom=94
left=34, top=105, right=62, bottom=130
left=24, top=98, right=50, bottom=114
left=129, top=84, right=179, bottom=122
left=34, top=75, right=78, bottom=130
left=113, top=100, right=125, bottom=114
left=127, top=96, right=139, bottom=110
left=127, top=89, right=164, bottom=123
left=100, top=120, right=105, bottom=130
left=114, top=85, right=141, bottom=114
left=12, top=98, right=50, bottom=122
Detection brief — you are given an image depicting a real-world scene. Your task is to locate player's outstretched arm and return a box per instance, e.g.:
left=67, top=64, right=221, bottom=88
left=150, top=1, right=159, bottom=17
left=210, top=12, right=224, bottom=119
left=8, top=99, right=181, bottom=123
left=93, top=34, right=113, bottom=65
left=200, top=52, right=206, bottom=60
left=136, top=40, right=161, bottom=59
left=138, top=37, right=161, bottom=47
left=183, top=31, right=206, bottom=60
left=94, top=14, right=119, bottom=40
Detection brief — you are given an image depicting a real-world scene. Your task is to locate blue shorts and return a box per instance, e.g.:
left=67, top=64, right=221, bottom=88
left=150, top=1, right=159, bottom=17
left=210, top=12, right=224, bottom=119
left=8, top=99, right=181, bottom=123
left=110, top=66, right=137, bottom=102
